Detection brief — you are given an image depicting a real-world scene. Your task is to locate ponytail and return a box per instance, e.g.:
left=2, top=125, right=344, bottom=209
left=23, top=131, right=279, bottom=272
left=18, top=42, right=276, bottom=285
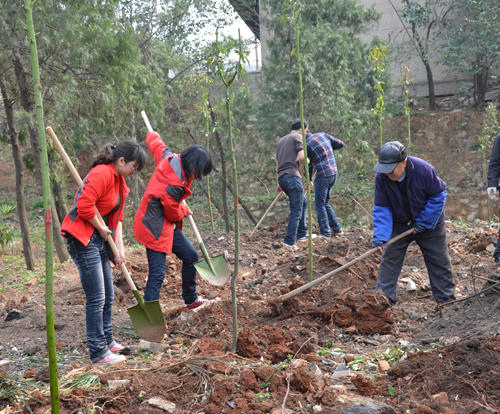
left=91, top=140, right=147, bottom=171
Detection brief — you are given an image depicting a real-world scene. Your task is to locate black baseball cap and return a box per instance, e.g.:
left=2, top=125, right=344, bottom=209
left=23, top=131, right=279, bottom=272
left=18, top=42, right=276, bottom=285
left=373, top=141, right=407, bottom=174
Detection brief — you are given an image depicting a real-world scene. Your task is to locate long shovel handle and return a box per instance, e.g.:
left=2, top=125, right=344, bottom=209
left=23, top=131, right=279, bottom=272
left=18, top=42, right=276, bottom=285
left=46, top=127, right=150, bottom=314
left=248, top=191, right=283, bottom=241
left=273, top=227, right=415, bottom=303
left=140, top=111, right=218, bottom=276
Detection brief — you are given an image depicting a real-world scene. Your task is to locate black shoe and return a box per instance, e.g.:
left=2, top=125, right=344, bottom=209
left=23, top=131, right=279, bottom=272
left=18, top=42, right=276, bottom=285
left=495, top=257, right=500, bottom=264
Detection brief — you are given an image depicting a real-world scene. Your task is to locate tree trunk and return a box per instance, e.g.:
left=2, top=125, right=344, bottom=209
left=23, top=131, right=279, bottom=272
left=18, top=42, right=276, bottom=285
left=52, top=180, right=67, bottom=224
left=476, top=70, right=488, bottom=107
left=0, top=75, right=36, bottom=271
left=12, top=52, right=69, bottom=262
left=425, top=62, right=437, bottom=110
left=208, top=100, right=231, bottom=232
left=212, top=168, right=257, bottom=225
left=196, top=181, right=233, bottom=231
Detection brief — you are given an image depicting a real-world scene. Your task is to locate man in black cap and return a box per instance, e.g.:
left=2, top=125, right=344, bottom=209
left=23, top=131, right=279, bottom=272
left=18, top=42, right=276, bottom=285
left=371, top=141, right=456, bottom=305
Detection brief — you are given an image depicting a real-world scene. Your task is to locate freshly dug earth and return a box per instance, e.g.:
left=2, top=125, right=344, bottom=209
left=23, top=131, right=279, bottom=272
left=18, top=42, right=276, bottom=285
left=1, top=220, right=500, bottom=413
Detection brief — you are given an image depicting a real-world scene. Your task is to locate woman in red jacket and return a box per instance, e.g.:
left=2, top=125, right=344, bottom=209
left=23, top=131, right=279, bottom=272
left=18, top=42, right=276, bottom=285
left=62, top=141, right=146, bottom=366
left=133, top=131, right=212, bottom=311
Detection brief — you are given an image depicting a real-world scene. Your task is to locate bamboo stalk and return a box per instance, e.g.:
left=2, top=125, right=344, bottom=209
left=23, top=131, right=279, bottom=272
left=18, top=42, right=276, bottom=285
left=24, top=1, right=60, bottom=411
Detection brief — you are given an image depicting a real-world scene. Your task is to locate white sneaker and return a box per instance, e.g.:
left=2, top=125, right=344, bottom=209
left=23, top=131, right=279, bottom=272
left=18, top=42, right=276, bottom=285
left=283, top=243, right=298, bottom=251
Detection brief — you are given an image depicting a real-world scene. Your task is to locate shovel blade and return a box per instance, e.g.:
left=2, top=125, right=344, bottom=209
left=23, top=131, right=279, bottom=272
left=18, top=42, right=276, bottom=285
left=127, top=300, right=166, bottom=343
left=194, top=255, right=232, bottom=286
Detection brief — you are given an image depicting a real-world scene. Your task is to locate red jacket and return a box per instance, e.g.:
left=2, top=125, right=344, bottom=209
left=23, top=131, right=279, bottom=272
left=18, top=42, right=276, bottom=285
left=61, top=163, right=129, bottom=246
left=133, top=132, right=192, bottom=253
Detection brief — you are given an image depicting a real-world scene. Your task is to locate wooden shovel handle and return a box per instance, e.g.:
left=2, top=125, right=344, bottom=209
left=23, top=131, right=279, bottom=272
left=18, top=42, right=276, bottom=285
left=248, top=191, right=283, bottom=241
left=273, top=227, right=415, bottom=303
left=46, top=126, right=137, bottom=293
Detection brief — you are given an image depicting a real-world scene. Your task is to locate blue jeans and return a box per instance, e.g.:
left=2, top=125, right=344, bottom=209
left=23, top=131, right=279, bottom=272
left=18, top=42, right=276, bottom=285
left=144, top=226, right=199, bottom=305
left=314, top=175, right=341, bottom=237
left=67, top=231, right=117, bottom=363
left=278, top=174, right=308, bottom=245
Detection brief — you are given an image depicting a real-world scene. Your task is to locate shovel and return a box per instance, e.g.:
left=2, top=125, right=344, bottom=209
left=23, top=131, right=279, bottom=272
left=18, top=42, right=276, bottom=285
left=271, top=227, right=415, bottom=306
left=140, top=111, right=232, bottom=286
left=46, top=126, right=166, bottom=343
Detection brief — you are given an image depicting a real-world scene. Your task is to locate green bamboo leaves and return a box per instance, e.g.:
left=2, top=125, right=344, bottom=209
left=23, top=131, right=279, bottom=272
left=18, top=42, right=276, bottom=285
left=369, top=45, right=387, bottom=147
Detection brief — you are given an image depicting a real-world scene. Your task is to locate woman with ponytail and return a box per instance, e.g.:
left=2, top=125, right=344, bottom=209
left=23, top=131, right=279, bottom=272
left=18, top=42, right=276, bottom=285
left=61, top=141, right=146, bottom=366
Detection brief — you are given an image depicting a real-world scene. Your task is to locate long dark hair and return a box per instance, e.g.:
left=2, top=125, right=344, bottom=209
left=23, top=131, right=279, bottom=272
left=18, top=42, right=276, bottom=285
left=180, top=145, right=212, bottom=180
left=91, top=140, right=147, bottom=171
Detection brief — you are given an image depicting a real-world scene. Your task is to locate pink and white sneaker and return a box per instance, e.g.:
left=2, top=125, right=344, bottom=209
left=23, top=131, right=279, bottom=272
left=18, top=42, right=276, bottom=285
left=185, top=297, right=214, bottom=311
left=94, top=353, right=126, bottom=367
left=109, top=344, right=130, bottom=355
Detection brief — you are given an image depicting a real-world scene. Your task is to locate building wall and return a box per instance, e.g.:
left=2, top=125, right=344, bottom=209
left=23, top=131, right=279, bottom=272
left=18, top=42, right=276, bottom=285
left=259, top=0, right=497, bottom=97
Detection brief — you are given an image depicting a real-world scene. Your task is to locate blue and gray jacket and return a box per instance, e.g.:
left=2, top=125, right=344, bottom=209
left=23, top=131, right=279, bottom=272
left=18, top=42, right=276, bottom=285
left=372, top=156, right=447, bottom=243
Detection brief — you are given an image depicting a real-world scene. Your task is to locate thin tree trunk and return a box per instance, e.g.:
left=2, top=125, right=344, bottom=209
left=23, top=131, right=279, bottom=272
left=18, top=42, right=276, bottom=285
left=52, top=180, right=67, bottom=224
left=196, top=181, right=233, bottom=231
left=0, top=75, right=36, bottom=270
left=12, top=52, right=69, bottom=262
left=208, top=100, right=231, bottom=232
left=425, top=62, right=437, bottom=110
left=212, top=168, right=257, bottom=225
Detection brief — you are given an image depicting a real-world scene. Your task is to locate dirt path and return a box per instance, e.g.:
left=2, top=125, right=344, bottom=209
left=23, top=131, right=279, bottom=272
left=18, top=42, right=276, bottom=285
left=1, top=220, right=499, bottom=413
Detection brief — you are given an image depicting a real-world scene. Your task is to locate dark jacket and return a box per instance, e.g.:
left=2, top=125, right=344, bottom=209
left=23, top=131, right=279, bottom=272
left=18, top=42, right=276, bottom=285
left=372, top=156, right=447, bottom=243
left=133, top=132, right=192, bottom=253
left=487, top=133, right=500, bottom=188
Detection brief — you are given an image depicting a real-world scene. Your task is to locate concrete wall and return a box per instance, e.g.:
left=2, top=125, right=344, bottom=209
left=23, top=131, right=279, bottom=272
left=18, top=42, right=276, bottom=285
left=258, top=0, right=498, bottom=97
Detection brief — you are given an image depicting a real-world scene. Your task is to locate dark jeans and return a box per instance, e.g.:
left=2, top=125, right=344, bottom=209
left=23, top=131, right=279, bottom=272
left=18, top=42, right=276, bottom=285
left=278, top=174, right=308, bottom=245
left=376, top=221, right=456, bottom=304
left=494, top=236, right=500, bottom=261
left=144, top=226, right=199, bottom=305
left=67, top=231, right=116, bottom=363
left=314, top=174, right=341, bottom=237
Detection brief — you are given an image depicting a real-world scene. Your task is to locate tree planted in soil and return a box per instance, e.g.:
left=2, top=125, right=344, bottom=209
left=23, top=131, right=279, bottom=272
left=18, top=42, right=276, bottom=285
left=399, top=64, right=413, bottom=155
left=23, top=0, right=60, bottom=411
left=195, top=75, right=216, bottom=231
left=209, top=30, right=249, bottom=352
left=279, top=0, right=314, bottom=283
left=369, top=45, right=387, bottom=148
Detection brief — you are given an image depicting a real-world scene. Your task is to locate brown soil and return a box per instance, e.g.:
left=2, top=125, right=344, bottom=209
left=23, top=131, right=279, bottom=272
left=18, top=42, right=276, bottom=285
left=1, top=219, right=500, bottom=413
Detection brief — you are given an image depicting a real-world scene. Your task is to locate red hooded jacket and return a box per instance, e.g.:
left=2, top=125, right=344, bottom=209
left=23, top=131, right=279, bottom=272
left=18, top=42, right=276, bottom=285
left=61, top=163, right=129, bottom=246
left=133, top=132, right=192, bottom=253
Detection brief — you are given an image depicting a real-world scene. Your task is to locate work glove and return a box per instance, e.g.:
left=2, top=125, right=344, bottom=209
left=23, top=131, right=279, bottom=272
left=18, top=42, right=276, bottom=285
left=413, top=223, right=426, bottom=233
left=371, top=240, right=383, bottom=249
left=487, top=187, right=498, bottom=200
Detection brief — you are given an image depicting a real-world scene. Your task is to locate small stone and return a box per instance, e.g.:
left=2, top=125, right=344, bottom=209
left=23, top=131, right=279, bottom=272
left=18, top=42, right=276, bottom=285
left=432, top=392, right=449, bottom=407
left=313, top=405, right=323, bottom=412
left=271, top=409, right=292, bottom=414
left=108, top=379, right=131, bottom=389
left=378, top=360, right=390, bottom=372
left=147, top=398, right=176, bottom=413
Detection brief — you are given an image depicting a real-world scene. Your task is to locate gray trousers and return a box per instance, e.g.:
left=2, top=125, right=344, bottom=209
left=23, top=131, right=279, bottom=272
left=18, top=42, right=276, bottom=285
left=376, top=221, right=456, bottom=304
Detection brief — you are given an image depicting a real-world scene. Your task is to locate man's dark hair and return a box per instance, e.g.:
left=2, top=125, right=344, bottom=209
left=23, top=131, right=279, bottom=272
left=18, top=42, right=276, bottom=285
left=291, top=118, right=308, bottom=131
left=180, top=145, right=212, bottom=180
